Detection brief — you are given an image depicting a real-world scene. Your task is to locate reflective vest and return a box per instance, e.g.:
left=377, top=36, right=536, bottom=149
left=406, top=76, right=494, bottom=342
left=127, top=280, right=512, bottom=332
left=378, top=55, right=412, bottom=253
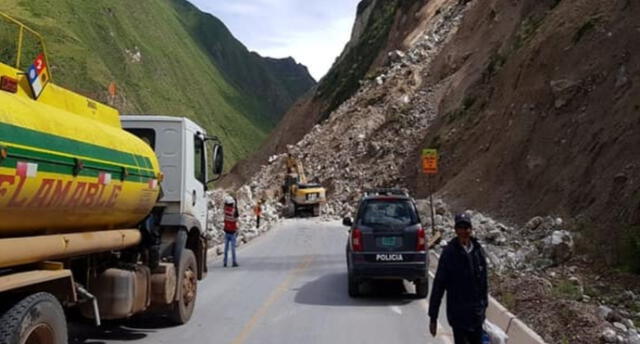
left=224, top=204, right=238, bottom=233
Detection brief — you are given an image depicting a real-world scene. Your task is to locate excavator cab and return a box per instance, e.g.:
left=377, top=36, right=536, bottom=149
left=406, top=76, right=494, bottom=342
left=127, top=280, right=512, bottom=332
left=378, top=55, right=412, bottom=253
left=282, top=157, right=326, bottom=217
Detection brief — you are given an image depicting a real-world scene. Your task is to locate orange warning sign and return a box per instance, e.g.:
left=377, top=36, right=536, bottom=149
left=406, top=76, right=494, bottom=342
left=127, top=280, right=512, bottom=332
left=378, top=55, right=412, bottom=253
left=422, top=149, right=438, bottom=174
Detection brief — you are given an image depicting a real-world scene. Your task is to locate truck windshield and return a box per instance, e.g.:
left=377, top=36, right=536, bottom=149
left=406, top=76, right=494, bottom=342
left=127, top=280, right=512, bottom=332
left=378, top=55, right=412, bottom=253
left=125, top=128, right=156, bottom=149
left=360, top=199, right=417, bottom=228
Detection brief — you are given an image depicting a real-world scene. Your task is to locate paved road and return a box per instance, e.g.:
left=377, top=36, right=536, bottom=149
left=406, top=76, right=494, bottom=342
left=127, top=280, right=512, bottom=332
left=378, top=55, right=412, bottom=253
left=70, top=219, right=454, bottom=344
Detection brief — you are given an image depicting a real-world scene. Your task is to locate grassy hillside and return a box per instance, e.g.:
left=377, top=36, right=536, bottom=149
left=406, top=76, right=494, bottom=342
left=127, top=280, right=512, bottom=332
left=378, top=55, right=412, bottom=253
left=0, top=0, right=313, bottom=166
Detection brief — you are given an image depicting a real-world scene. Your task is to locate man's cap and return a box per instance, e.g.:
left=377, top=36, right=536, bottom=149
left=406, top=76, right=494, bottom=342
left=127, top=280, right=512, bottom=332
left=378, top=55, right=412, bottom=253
left=454, top=213, right=472, bottom=228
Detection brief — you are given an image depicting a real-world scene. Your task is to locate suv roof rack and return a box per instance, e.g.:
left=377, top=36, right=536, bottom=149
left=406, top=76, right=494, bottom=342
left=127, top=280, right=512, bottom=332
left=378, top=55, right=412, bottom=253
left=363, top=188, right=409, bottom=197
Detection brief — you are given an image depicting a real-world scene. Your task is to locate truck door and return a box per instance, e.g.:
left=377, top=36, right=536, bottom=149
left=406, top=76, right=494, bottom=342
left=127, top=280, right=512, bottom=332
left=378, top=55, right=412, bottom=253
left=187, top=132, right=208, bottom=230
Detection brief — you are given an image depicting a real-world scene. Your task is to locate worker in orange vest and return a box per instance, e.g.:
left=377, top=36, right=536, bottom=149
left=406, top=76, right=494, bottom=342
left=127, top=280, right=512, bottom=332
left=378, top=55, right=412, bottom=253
left=223, top=195, right=239, bottom=267
left=254, top=200, right=263, bottom=229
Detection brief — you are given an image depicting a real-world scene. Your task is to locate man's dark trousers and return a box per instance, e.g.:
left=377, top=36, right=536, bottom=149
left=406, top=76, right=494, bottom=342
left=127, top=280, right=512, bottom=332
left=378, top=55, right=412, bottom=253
left=452, top=327, right=483, bottom=344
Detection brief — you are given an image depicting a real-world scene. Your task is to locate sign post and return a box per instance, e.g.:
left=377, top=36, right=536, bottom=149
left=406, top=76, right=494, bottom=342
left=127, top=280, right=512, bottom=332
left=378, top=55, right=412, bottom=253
left=421, top=149, right=438, bottom=236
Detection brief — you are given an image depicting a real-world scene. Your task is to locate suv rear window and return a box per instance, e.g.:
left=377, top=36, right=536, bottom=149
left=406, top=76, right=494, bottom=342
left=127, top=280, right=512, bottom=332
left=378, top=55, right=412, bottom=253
left=359, top=199, right=418, bottom=228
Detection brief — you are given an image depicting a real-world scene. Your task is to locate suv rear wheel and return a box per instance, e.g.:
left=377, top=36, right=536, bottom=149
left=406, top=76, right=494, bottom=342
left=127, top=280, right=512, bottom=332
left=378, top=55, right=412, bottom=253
left=348, top=272, right=360, bottom=297
left=415, top=279, right=428, bottom=298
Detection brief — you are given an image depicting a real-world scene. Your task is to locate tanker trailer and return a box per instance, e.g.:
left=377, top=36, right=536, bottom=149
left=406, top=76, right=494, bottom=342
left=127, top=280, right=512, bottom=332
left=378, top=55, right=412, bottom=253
left=0, top=12, right=223, bottom=343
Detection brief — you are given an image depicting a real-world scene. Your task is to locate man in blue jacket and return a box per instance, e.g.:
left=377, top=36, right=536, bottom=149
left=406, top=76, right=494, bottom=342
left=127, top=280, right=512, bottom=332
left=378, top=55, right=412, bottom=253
left=428, top=213, right=488, bottom=344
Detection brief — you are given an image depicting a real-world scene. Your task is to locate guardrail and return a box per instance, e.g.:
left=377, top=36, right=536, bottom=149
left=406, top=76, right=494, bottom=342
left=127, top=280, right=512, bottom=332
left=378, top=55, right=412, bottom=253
left=429, top=251, right=547, bottom=344
left=0, top=11, right=52, bottom=79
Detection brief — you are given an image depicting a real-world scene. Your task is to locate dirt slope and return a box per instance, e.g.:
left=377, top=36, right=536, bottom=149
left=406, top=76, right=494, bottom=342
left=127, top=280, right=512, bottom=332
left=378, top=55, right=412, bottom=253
left=224, top=1, right=640, bottom=342
left=408, top=0, right=640, bottom=267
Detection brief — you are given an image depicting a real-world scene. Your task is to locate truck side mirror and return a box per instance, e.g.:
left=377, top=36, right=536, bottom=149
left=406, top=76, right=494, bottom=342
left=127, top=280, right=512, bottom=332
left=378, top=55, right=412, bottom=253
left=207, top=144, right=224, bottom=183
left=212, top=144, right=223, bottom=175
left=342, top=217, right=352, bottom=227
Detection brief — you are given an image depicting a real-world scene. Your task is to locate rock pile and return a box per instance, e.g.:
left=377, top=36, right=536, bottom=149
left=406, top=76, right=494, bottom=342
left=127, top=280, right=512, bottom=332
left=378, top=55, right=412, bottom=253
left=206, top=188, right=281, bottom=256
left=211, top=0, right=638, bottom=341
left=415, top=198, right=640, bottom=344
left=598, top=305, right=640, bottom=344
left=414, top=198, right=574, bottom=273
left=243, top=1, right=467, bottom=222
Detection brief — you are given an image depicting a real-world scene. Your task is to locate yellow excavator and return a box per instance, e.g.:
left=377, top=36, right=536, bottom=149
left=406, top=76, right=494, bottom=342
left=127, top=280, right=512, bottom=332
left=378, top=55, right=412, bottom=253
left=283, top=155, right=326, bottom=217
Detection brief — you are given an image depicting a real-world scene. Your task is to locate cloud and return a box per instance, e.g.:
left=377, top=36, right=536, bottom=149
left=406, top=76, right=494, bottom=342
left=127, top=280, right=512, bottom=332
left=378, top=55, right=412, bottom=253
left=188, top=0, right=359, bottom=80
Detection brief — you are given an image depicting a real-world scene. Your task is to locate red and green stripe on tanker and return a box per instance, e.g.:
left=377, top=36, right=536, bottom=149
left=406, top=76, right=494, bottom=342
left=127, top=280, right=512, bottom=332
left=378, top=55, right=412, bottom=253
left=0, top=122, right=156, bottom=182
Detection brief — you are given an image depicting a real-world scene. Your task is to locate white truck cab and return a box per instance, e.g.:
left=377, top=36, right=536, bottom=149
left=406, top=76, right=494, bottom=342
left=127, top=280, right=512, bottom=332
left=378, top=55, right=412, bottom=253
left=119, top=115, right=223, bottom=324
left=121, top=115, right=223, bottom=233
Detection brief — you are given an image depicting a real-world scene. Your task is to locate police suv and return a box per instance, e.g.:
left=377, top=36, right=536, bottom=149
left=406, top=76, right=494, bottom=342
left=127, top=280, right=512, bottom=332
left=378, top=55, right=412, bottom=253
left=343, top=189, right=429, bottom=298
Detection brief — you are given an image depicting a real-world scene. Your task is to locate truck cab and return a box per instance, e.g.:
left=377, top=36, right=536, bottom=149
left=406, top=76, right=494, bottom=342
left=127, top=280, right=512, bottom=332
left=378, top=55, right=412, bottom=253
left=121, top=115, right=223, bottom=299
left=121, top=115, right=220, bottom=234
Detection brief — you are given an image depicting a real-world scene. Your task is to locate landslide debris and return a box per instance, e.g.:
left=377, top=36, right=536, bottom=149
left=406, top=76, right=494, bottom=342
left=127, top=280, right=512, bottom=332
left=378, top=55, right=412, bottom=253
left=218, top=0, right=640, bottom=342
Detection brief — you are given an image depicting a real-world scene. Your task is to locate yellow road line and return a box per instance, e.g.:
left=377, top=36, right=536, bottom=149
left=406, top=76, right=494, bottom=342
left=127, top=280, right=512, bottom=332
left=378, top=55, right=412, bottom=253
left=230, top=255, right=314, bottom=344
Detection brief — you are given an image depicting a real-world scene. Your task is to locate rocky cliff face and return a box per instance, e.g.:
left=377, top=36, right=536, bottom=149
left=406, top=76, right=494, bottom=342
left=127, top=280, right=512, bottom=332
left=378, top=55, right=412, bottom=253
left=231, top=0, right=639, bottom=269
left=408, top=0, right=640, bottom=269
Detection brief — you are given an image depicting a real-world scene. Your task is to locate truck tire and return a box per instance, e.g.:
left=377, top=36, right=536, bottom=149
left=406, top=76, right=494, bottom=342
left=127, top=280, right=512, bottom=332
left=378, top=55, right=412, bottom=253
left=170, top=249, right=198, bottom=325
left=415, top=279, right=428, bottom=298
left=0, top=292, right=67, bottom=344
left=285, top=200, right=295, bottom=218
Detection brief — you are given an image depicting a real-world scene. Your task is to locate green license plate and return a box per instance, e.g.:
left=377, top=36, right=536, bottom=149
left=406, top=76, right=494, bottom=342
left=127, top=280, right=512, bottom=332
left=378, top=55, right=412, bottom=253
left=382, top=237, right=397, bottom=247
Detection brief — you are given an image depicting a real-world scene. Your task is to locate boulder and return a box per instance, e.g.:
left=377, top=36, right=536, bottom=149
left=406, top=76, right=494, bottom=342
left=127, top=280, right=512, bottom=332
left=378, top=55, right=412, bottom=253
left=606, top=310, right=624, bottom=324
left=628, top=333, right=640, bottom=344
left=568, top=276, right=581, bottom=286
left=600, top=328, right=617, bottom=343
left=388, top=50, right=406, bottom=63
left=613, top=322, right=627, bottom=333
left=542, top=230, right=574, bottom=265
left=487, top=229, right=507, bottom=245
left=525, top=216, right=544, bottom=231
left=434, top=199, right=448, bottom=215
left=623, top=318, right=635, bottom=330
left=549, top=79, right=580, bottom=109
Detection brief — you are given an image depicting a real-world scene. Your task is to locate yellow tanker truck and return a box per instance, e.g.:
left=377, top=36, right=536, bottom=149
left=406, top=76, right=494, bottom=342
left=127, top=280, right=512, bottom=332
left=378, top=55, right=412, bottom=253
left=0, top=13, right=224, bottom=343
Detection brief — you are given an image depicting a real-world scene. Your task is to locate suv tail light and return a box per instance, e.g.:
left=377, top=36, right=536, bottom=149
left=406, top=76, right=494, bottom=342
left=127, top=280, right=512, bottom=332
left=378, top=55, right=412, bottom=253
left=351, top=228, right=363, bottom=252
left=417, top=227, right=426, bottom=251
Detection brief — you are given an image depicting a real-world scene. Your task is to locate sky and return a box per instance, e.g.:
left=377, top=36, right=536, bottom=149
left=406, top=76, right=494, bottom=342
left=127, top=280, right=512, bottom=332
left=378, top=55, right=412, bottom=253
left=187, top=0, right=361, bottom=81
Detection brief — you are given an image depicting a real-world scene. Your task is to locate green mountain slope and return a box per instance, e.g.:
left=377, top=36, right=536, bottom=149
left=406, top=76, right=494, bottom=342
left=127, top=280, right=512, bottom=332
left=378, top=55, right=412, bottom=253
left=0, top=0, right=314, bottom=166
left=168, top=0, right=316, bottom=125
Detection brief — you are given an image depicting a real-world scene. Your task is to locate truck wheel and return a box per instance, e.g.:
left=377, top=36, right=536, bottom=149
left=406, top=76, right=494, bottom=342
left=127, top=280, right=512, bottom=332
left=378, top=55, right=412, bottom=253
left=0, top=292, right=67, bottom=344
left=170, top=249, right=198, bottom=325
left=285, top=201, right=295, bottom=218
left=415, top=279, right=428, bottom=298
left=348, top=272, right=360, bottom=298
